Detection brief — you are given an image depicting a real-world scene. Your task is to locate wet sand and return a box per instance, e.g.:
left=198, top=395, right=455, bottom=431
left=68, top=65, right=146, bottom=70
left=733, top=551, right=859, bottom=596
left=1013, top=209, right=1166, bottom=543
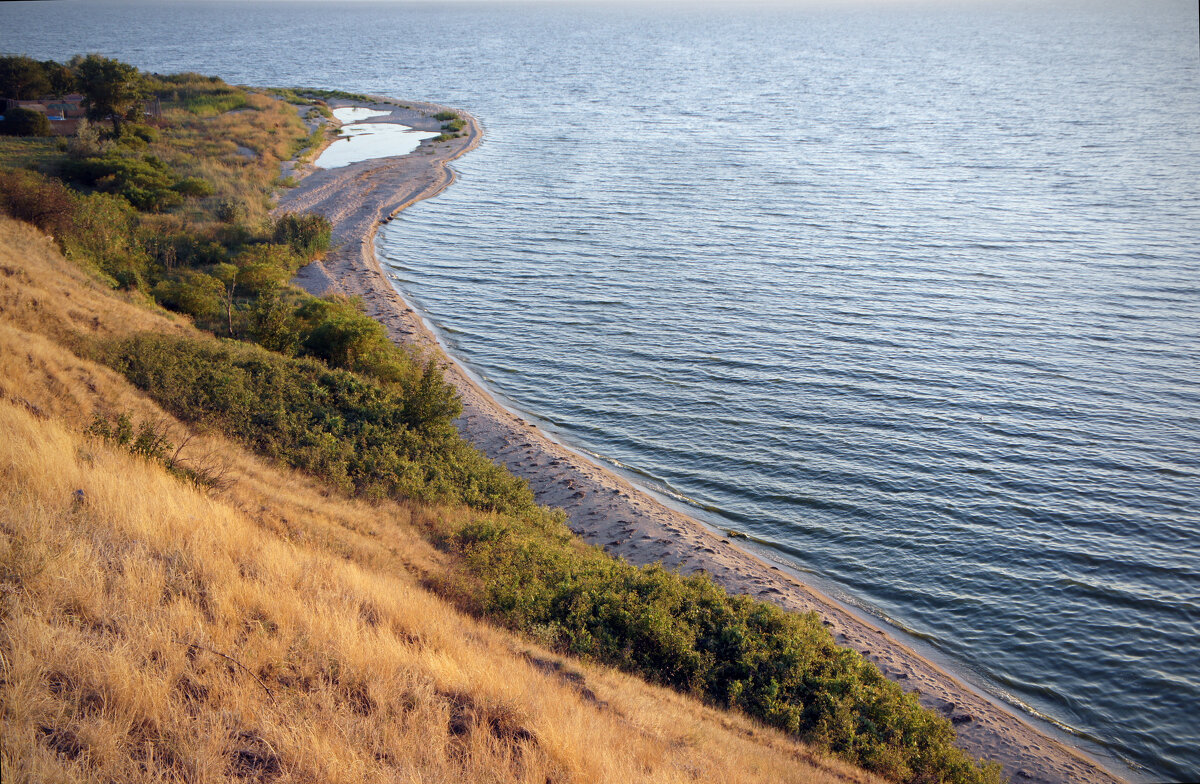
left=276, top=99, right=1127, bottom=784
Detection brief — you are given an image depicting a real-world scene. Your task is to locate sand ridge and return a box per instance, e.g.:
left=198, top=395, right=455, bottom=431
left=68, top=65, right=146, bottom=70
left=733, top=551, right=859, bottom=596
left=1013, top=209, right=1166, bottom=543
left=276, top=98, right=1128, bottom=784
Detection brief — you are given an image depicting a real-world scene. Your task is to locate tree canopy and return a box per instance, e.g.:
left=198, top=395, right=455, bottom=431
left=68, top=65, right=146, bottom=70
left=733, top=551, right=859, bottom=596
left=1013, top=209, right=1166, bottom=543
left=0, top=56, right=51, bottom=100
left=73, top=54, right=146, bottom=136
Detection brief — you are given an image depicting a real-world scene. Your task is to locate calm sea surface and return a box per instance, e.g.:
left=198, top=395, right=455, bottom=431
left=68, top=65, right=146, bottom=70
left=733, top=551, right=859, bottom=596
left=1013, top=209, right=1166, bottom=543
left=5, top=1, right=1198, bottom=779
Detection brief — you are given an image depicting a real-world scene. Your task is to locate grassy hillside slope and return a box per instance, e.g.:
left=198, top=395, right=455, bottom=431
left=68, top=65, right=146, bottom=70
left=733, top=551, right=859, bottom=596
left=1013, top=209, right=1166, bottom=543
left=1, top=58, right=1002, bottom=784
left=0, top=217, right=881, bottom=783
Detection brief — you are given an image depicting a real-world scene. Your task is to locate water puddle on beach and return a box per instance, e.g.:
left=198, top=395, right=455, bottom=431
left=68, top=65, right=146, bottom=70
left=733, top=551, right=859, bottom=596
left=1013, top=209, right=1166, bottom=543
left=332, top=107, right=391, bottom=122
left=314, top=107, right=439, bottom=169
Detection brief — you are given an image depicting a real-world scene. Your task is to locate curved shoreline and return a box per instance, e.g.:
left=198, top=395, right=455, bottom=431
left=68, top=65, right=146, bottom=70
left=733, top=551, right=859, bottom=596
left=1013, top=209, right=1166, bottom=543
left=275, top=99, right=1127, bottom=784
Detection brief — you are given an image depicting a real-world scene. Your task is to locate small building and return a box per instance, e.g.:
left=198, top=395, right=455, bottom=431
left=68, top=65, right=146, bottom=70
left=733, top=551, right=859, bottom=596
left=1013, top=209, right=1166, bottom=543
left=2, top=94, right=85, bottom=135
left=2, top=93, right=160, bottom=137
left=5, top=94, right=84, bottom=118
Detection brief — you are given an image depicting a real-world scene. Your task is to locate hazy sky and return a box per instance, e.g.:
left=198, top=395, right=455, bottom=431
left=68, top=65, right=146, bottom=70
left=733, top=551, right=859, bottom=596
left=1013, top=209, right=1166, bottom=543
left=67, top=0, right=1057, bottom=5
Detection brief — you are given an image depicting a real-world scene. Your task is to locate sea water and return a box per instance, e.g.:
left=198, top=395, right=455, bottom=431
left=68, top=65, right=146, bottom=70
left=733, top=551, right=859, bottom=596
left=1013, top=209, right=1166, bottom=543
left=3, top=2, right=1197, bottom=779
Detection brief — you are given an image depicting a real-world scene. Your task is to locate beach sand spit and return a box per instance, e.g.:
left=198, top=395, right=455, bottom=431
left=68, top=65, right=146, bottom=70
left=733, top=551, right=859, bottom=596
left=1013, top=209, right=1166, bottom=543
left=276, top=98, right=1127, bottom=784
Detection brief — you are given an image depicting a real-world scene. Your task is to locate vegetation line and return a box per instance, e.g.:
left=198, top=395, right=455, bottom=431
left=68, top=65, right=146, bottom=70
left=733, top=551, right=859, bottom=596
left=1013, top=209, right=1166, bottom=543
left=0, top=54, right=1002, bottom=784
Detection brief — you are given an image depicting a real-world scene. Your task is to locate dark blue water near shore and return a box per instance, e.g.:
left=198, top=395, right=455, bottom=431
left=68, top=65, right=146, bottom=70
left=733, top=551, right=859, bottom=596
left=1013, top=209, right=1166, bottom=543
left=4, top=1, right=1198, bottom=779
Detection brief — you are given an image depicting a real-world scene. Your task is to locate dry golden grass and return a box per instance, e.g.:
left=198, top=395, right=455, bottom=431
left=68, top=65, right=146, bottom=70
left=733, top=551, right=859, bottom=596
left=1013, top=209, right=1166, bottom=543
left=0, top=219, right=188, bottom=340
left=156, top=90, right=315, bottom=223
left=0, top=220, right=885, bottom=783
left=0, top=217, right=193, bottom=430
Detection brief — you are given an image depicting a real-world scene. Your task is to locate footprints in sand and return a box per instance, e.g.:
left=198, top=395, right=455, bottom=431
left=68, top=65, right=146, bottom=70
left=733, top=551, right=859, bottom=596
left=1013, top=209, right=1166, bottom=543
left=932, top=699, right=975, bottom=726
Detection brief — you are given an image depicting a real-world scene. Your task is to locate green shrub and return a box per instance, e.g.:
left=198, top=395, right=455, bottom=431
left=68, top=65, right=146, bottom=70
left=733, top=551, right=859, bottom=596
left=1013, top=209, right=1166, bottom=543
left=231, top=243, right=301, bottom=295
left=102, top=332, right=532, bottom=512
left=273, top=211, right=331, bottom=260
left=298, top=298, right=386, bottom=369
left=88, top=411, right=171, bottom=461
left=249, top=286, right=303, bottom=355
left=172, top=176, right=215, bottom=198
left=0, top=107, right=53, bottom=137
left=0, top=169, right=75, bottom=235
left=153, top=270, right=224, bottom=319
left=123, top=123, right=159, bottom=143
left=111, top=132, right=148, bottom=151
left=433, top=110, right=459, bottom=122
left=288, top=295, right=446, bottom=390
left=215, top=197, right=248, bottom=223
left=65, top=152, right=183, bottom=212
left=141, top=227, right=226, bottom=269
left=87, top=410, right=230, bottom=491
left=444, top=513, right=1003, bottom=784
left=59, top=191, right=152, bottom=288
left=66, top=118, right=105, bottom=158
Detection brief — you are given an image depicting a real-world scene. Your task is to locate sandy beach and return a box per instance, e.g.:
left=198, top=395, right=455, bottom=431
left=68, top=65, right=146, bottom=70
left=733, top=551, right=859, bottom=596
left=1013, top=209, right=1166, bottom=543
left=276, top=99, right=1128, bottom=784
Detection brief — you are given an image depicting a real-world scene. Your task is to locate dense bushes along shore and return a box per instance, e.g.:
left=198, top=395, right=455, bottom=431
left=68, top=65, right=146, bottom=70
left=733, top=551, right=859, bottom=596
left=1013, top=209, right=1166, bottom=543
left=99, top=328, right=1000, bottom=784
left=1, top=56, right=1001, bottom=784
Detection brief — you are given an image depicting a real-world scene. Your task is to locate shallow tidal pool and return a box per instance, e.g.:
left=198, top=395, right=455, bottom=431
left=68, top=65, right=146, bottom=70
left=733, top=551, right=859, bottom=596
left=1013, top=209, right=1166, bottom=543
left=315, top=107, right=439, bottom=168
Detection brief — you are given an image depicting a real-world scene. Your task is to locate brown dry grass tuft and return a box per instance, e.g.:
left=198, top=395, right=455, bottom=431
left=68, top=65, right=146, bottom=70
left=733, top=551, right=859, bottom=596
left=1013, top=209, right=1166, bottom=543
left=0, top=217, right=885, bottom=782
left=156, top=90, right=315, bottom=224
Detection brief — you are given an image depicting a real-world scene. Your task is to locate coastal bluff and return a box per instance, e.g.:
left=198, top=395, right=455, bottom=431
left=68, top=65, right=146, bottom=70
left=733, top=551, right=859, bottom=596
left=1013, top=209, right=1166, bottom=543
left=279, top=98, right=1126, bottom=784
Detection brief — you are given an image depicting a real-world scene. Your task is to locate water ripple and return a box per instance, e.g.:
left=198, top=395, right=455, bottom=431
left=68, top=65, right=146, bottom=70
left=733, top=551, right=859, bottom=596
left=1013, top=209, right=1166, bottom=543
left=11, top=1, right=1193, bottom=779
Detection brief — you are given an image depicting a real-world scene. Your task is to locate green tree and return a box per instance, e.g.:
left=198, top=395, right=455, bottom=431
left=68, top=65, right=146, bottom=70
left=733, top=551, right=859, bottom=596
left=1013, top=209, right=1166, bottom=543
left=73, top=54, right=145, bottom=136
left=212, top=262, right=240, bottom=337
left=0, top=55, right=50, bottom=100
left=41, top=60, right=76, bottom=99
